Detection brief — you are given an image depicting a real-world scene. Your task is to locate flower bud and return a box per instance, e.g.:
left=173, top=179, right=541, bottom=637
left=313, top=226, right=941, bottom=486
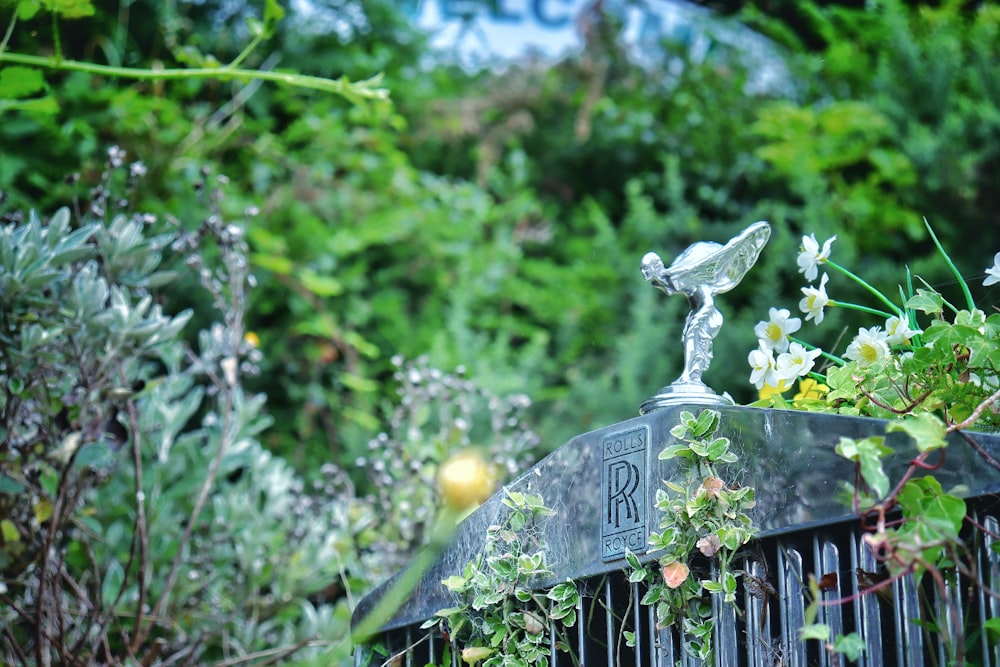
left=461, top=646, right=495, bottom=663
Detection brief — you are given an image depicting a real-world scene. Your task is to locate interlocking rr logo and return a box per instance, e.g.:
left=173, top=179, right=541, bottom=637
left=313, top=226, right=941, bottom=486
left=600, top=426, right=648, bottom=561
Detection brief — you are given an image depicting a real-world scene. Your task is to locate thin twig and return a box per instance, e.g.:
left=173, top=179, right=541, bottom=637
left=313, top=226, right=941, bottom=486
left=124, top=392, right=151, bottom=654
left=1, top=618, right=30, bottom=665
left=956, top=430, right=1000, bottom=473
left=947, top=385, right=1000, bottom=433
left=147, top=370, right=235, bottom=629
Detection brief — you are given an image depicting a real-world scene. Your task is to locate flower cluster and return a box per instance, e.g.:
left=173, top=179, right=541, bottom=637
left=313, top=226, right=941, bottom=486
left=748, top=230, right=1000, bottom=406
left=748, top=307, right=822, bottom=391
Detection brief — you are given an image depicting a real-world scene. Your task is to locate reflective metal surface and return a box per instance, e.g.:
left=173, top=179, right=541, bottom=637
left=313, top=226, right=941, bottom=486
left=352, top=406, right=1000, bottom=637
left=639, top=222, right=770, bottom=412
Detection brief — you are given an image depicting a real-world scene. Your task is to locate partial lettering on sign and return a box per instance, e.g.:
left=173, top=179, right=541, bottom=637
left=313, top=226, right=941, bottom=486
left=600, top=425, right=648, bottom=561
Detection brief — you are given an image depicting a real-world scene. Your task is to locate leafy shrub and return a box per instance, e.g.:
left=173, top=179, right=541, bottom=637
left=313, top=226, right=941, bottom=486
left=0, top=154, right=373, bottom=666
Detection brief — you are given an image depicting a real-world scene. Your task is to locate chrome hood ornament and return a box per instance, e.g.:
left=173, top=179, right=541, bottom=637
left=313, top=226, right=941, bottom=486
left=640, top=221, right=771, bottom=413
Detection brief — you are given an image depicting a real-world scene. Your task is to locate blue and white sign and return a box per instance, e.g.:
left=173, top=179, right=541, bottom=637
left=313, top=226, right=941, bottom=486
left=408, top=0, right=786, bottom=90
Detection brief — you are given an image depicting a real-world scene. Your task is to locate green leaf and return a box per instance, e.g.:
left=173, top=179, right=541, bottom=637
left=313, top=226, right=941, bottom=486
left=0, top=474, right=25, bottom=495
left=688, top=440, right=709, bottom=457
left=722, top=571, right=737, bottom=595
left=692, top=410, right=720, bottom=437
left=0, top=96, right=59, bottom=114
left=33, top=498, right=53, bottom=523
left=251, top=252, right=296, bottom=275
left=0, top=66, right=47, bottom=99
left=705, top=437, right=730, bottom=461
left=101, top=559, right=124, bottom=604
left=547, top=581, right=577, bottom=603
left=16, top=0, right=43, bottom=20
left=833, top=632, right=866, bottom=660
left=799, top=623, right=830, bottom=641
left=836, top=436, right=892, bottom=499
left=245, top=16, right=264, bottom=38
left=984, top=618, right=1000, bottom=641
left=701, top=579, right=723, bottom=593
left=886, top=413, right=946, bottom=453
left=44, top=0, right=96, bottom=18
left=263, top=0, right=286, bottom=35
left=659, top=444, right=691, bottom=460
left=904, top=288, right=943, bottom=316
left=1, top=518, right=19, bottom=543
left=72, top=441, right=112, bottom=469
left=298, top=269, right=344, bottom=296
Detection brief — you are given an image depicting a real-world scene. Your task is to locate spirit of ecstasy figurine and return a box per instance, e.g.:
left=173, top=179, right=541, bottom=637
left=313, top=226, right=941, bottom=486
left=639, top=221, right=771, bottom=413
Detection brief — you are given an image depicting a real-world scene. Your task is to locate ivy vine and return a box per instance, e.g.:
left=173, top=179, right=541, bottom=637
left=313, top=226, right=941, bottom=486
left=628, top=408, right=757, bottom=662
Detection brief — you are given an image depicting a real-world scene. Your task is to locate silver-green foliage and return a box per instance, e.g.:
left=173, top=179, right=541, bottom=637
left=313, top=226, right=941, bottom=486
left=0, top=164, right=372, bottom=666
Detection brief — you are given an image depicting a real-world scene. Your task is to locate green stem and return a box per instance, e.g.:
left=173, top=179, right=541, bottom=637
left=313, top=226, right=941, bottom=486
left=51, top=11, right=61, bottom=62
left=924, top=218, right=975, bottom=311
left=806, top=370, right=829, bottom=384
left=0, top=52, right=389, bottom=99
left=227, top=33, right=265, bottom=71
left=0, top=12, right=16, bottom=57
left=824, top=259, right=902, bottom=316
left=829, top=300, right=895, bottom=320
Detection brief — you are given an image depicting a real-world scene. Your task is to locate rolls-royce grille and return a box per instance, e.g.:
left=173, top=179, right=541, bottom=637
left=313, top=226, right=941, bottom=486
left=362, top=506, right=999, bottom=667
left=352, top=408, right=1000, bottom=667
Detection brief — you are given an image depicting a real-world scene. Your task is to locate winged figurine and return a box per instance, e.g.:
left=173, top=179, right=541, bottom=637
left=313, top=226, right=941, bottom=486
left=640, top=221, right=771, bottom=412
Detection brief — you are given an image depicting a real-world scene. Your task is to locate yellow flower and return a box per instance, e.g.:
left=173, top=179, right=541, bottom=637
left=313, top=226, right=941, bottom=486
left=243, top=331, right=260, bottom=348
left=758, top=380, right=790, bottom=401
left=794, top=378, right=829, bottom=401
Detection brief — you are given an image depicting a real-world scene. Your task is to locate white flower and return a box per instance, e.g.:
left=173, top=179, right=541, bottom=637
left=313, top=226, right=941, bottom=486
left=799, top=273, right=831, bottom=325
left=984, top=251, right=1000, bottom=287
left=797, top=234, right=837, bottom=282
left=748, top=341, right=779, bottom=390
left=844, top=327, right=890, bottom=367
left=753, top=307, right=802, bottom=353
left=885, top=316, right=921, bottom=347
left=776, top=342, right=824, bottom=381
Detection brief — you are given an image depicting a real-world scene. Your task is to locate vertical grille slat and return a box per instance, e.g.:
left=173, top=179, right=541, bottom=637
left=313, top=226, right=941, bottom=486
left=777, top=545, right=807, bottom=667
left=984, top=515, right=1000, bottom=667
left=743, top=557, right=770, bottom=666
left=853, top=529, right=885, bottom=667
left=548, top=613, right=557, bottom=667
left=648, top=595, right=664, bottom=667
left=894, top=570, right=924, bottom=665
left=604, top=577, right=615, bottom=667
left=814, top=534, right=843, bottom=667
left=712, top=563, right=738, bottom=667
left=631, top=582, right=646, bottom=667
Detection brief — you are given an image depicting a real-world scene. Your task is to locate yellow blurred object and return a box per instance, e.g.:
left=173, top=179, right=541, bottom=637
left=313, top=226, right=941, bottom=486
left=794, top=377, right=829, bottom=401
left=438, top=451, right=495, bottom=510
left=758, top=380, right=789, bottom=401
left=243, top=331, right=260, bottom=348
